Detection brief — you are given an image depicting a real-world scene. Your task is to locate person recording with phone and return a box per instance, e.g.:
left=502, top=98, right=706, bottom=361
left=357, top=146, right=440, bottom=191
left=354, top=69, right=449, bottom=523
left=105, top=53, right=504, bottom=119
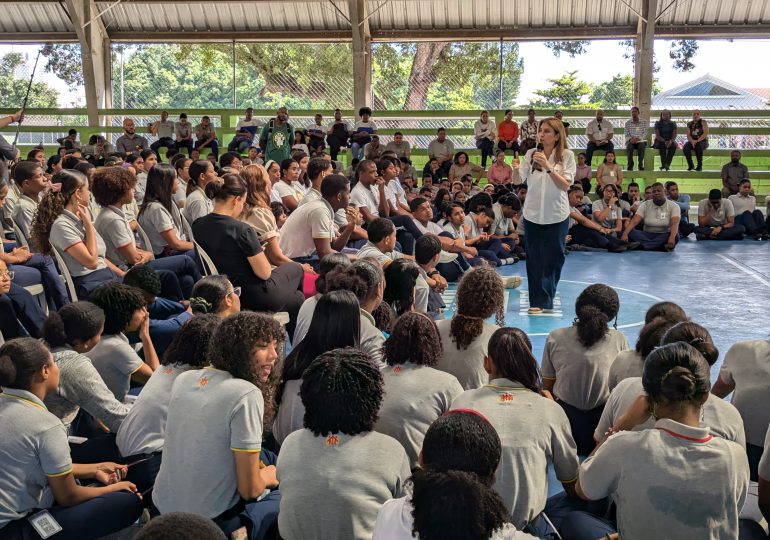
left=520, top=118, right=575, bottom=315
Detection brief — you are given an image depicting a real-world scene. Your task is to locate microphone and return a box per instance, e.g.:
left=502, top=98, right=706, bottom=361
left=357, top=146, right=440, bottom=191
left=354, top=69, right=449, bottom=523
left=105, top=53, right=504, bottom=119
left=531, top=143, right=545, bottom=174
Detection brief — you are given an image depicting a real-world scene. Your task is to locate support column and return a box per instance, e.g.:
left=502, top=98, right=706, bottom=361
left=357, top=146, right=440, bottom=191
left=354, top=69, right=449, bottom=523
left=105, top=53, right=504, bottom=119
left=65, top=0, right=110, bottom=127
left=349, top=0, right=372, bottom=115
left=634, top=0, right=657, bottom=122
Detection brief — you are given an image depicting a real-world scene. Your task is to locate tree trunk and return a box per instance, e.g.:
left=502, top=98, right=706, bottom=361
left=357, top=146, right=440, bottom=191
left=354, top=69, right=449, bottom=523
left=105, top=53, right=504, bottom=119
left=403, top=42, right=449, bottom=110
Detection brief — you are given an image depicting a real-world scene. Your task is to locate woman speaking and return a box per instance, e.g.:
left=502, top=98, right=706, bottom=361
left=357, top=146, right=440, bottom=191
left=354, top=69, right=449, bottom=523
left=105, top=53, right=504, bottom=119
left=520, top=118, right=575, bottom=315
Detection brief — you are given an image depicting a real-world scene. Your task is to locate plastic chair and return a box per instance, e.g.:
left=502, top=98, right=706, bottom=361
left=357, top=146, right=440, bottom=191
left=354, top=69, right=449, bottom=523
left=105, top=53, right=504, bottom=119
left=135, top=224, right=155, bottom=260
left=181, top=214, right=195, bottom=243
left=49, top=243, right=79, bottom=302
left=194, top=242, right=219, bottom=276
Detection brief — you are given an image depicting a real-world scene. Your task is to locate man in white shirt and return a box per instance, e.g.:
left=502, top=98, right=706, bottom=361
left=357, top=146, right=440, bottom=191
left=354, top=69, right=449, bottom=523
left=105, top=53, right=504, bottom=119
left=228, top=107, right=261, bottom=154
left=585, top=109, right=615, bottom=165
left=729, top=179, right=768, bottom=240
left=307, top=113, right=327, bottom=154
left=694, top=189, right=745, bottom=241
left=149, top=111, right=176, bottom=161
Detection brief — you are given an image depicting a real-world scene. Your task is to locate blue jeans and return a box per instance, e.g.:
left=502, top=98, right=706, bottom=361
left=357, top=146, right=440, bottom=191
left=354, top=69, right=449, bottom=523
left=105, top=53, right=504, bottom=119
left=228, top=137, right=253, bottom=153
left=351, top=142, right=366, bottom=160
left=736, top=210, right=766, bottom=236
left=150, top=137, right=176, bottom=159
left=523, top=218, right=569, bottom=310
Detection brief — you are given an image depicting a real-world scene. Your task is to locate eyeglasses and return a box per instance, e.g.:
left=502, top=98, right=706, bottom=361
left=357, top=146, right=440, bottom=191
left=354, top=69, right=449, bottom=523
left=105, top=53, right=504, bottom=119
left=0, top=271, right=15, bottom=280
left=228, top=287, right=242, bottom=298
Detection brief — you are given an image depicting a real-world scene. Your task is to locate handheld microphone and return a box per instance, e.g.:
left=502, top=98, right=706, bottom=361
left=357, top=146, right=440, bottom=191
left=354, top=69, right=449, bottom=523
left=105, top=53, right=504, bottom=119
left=531, top=143, right=545, bottom=174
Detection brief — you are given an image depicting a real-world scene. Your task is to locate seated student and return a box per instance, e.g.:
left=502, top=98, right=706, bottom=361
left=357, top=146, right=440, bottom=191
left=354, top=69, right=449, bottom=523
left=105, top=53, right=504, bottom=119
left=193, top=174, right=305, bottom=337
left=271, top=159, right=304, bottom=213
left=591, top=184, right=624, bottom=236
left=87, top=282, right=160, bottom=402
left=664, top=180, right=695, bottom=235
left=542, top=284, right=628, bottom=456
left=491, top=193, right=524, bottom=255
left=172, top=156, right=191, bottom=207
left=11, top=160, right=49, bottom=238
left=383, top=258, right=429, bottom=316
left=277, top=348, right=411, bottom=540
left=378, top=157, right=411, bottom=218
left=567, top=186, right=633, bottom=253
left=92, top=167, right=200, bottom=300
left=42, top=302, right=129, bottom=437
left=355, top=217, right=408, bottom=265
left=621, top=181, right=642, bottom=213
left=435, top=268, right=505, bottom=390
left=135, top=512, right=227, bottom=540
left=278, top=174, right=358, bottom=264
left=273, top=290, right=361, bottom=446
left=188, top=274, right=242, bottom=318
left=116, top=315, right=220, bottom=494
left=574, top=152, right=592, bottom=193
left=594, top=151, right=622, bottom=196
left=712, top=328, right=770, bottom=480
left=448, top=151, right=484, bottom=183
left=218, top=152, right=243, bottom=175
left=183, top=160, right=218, bottom=224
left=761, top=436, right=770, bottom=527
left=293, top=253, right=350, bottom=344
left=31, top=170, right=122, bottom=299
left=374, top=410, right=537, bottom=540
left=729, top=179, right=768, bottom=240
left=694, top=188, right=745, bottom=241
left=0, top=259, right=46, bottom=340
left=0, top=338, right=143, bottom=540
left=152, top=312, right=282, bottom=537
left=441, top=203, right=486, bottom=267
left=566, top=342, right=748, bottom=540
left=620, top=182, right=680, bottom=252
left=138, top=164, right=195, bottom=258
left=596, top=321, right=745, bottom=449
left=413, top=235, right=447, bottom=319
left=374, top=312, right=463, bottom=467
left=452, top=328, right=579, bottom=533
left=464, top=207, right=518, bottom=267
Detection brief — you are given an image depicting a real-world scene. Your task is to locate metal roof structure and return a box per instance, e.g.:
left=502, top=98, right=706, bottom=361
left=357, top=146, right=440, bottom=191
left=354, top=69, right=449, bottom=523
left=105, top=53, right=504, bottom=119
left=2, top=0, right=770, bottom=43
left=653, top=74, right=770, bottom=109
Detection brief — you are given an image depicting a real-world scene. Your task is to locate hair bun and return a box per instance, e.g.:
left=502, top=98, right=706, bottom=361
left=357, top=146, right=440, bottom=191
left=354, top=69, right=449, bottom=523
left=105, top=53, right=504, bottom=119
left=661, top=366, right=697, bottom=401
left=189, top=297, right=213, bottom=314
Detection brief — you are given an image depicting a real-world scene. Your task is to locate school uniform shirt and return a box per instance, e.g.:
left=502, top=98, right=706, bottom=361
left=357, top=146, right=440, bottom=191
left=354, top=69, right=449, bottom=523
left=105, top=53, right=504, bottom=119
left=718, top=338, right=770, bottom=447
left=135, top=172, right=148, bottom=205
left=579, top=418, right=748, bottom=540
left=153, top=366, right=264, bottom=517
left=635, top=199, right=681, bottom=234
left=116, top=364, right=191, bottom=457
left=607, top=349, right=644, bottom=390
left=86, top=333, right=145, bottom=402
left=697, top=198, right=735, bottom=227
left=356, top=241, right=403, bottom=266
left=435, top=319, right=499, bottom=390
left=728, top=193, right=756, bottom=215
left=0, top=388, right=73, bottom=528
left=272, top=180, right=304, bottom=206
left=49, top=209, right=108, bottom=277
left=373, top=495, right=537, bottom=540
left=276, top=429, right=410, bottom=540
left=520, top=149, right=575, bottom=225
left=244, top=207, right=280, bottom=244
left=291, top=181, right=310, bottom=197
left=292, top=294, right=319, bottom=345
left=272, top=380, right=305, bottom=446
left=384, top=178, right=408, bottom=212
left=451, top=379, right=579, bottom=528
left=300, top=188, right=349, bottom=228
left=94, top=205, right=136, bottom=269
left=350, top=181, right=381, bottom=218
left=375, top=363, right=463, bottom=466
left=138, top=202, right=186, bottom=256
left=44, top=347, right=129, bottom=434
left=384, top=141, right=411, bottom=159
left=183, top=187, right=213, bottom=225
left=1, top=182, right=21, bottom=237
left=594, top=377, right=746, bottom=448
left=360, top=309, right=385, bottom=369
left=278, top=198, right=336, bottom=259
left=759, top=429, right=770, bottom=481
left=492, top=202, right=515, bottom=235
left=541, top=326, right=629, bottom=411
left=591, top=199, right=622, bottom=229
left=10, top=193, right=37, bottom=238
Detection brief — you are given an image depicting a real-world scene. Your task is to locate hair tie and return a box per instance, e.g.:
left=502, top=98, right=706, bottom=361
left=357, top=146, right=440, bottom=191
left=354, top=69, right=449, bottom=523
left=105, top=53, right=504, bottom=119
left=189, top=297, right=212, bottom=313
left=689, top=337, right=705, bottom=345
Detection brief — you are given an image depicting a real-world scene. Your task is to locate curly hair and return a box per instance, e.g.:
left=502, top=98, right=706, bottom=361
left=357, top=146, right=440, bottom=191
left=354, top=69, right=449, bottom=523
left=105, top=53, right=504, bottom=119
left=123, top=265, right=162, bottom=297
left=325, top=259, right=383, bottom=307
left=134, top=512, right=226, bottom=540
left=89, top=282, right=147, bottom=335
left=300, top=347, right=383, bottom=437
left=384, top=312, right=442, bottom=367
left=383, top=259, right=419, bottom=317
left=450, top=267, right=505, bottom=350
left=30, top=169, right=87, bottom=255
left=43, top=302, right=105, bottom=349
left=573, top=284, right=620, bottom=348
left=162, top=314, right=220, bottom=368
left=91, top=166, right=136, bottom=207
left=208, top=312, right=284, bottom=386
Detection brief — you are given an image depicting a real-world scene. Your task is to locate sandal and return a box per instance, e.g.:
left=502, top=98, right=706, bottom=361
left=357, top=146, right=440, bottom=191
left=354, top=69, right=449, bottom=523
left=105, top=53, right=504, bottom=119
left=527, top=307, right=543, bottom=315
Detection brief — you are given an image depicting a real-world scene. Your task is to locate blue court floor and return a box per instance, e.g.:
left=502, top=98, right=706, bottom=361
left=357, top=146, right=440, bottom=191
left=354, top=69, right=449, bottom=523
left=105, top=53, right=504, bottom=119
left=443, top=237, right=770, bottom=381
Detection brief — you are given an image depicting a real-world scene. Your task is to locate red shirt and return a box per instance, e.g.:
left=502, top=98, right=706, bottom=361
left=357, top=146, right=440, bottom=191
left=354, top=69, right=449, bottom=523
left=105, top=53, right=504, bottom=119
left=498, top=120, right=519, bottom=142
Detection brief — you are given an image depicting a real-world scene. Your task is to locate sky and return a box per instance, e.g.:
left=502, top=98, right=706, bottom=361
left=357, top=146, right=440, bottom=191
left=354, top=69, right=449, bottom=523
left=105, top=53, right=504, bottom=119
left=2, top=38, right=770, bottom=108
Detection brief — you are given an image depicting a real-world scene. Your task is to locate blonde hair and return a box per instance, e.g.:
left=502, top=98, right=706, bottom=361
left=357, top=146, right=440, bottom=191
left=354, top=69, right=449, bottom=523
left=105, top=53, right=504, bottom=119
left=240, top=164, right=272, bottom=215
left=539, top=117, right=567, bottom=165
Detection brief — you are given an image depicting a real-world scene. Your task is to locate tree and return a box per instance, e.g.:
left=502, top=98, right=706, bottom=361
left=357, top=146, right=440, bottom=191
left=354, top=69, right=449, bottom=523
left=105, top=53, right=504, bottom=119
left=0, top=53, right=59, bottom=108
left=44, top=44, right=84, bottom=88
left=590, top=74, right=634, bottom=109
left=544, top=41, right=591, bottom=58
left=669, top=39, right=699, bottom=72
left=529, top=71, right=596, bottom=109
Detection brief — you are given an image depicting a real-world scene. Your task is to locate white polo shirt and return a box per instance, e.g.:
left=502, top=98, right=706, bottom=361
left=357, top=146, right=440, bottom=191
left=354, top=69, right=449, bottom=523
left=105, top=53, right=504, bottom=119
left=350, top=181, right=380, bottom=218
left=278, top=198, right=336, bottom=259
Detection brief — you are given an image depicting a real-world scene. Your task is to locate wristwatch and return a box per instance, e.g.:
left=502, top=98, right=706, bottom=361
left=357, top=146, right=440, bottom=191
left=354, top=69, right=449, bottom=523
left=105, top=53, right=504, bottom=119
left=427, top=270, right=440, bottom=277
left=546, top=169, right=552, bottom=174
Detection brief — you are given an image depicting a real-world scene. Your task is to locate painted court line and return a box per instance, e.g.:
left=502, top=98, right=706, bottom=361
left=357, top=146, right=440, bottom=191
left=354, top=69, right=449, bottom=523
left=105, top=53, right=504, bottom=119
left=716, top=254, right=770, bottom=290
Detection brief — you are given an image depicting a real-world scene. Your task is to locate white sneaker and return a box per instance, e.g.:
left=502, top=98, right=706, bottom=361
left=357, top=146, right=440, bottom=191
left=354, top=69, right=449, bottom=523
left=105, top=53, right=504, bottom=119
left=502, top=276, right=522, bottom=289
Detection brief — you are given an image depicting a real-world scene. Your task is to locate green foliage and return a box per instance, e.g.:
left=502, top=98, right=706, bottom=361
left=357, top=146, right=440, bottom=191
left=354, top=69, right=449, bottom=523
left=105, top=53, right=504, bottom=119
left=44, top=45, right=84, bottom=88
left=0, top=53, right=58, bottom=108
left=669, top=40, right=699, bottom=72
left=544, top=41, right=591, bottom=58
left=529, top=71, right=597, bottom=110
left=590, top=74, right=633, bottom=109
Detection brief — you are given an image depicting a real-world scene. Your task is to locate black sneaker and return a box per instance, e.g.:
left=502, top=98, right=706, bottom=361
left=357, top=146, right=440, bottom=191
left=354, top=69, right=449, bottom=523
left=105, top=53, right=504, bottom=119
left=639, top=166, right=644, bottom=171
left=687, top=166, right=695, bottom=171
left=608, top=245, right=627, bottom=253
left=696, top=165, right=702, bottom=171
left=626, top=241, right=642, bottom=250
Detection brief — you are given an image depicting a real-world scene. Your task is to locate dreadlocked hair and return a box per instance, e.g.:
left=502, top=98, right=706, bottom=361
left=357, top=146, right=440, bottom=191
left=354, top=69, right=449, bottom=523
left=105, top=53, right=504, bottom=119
left=300, top=347, right=383, bottom=437
left=30, top=169, right=87, bottom=255
left=450, top=267, right=505, bottom=350
left=573, top=284, right=620, bottom=348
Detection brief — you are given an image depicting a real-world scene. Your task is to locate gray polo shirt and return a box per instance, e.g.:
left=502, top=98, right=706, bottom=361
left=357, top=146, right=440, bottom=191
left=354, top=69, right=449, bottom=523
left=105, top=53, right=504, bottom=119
left=0, top=388, right=73, bottom=528
left=356, top=241, right=402, bottom=266
left=719, top=338, right=770, bottom=447
left=594, top=377, right=746, bottom=448
left=360, top=310, right=385, bottom=369
left=541, top=326, right=629, bottom=411
left=384, top=140, right=411, bottom=159
left=452, top=379, right=579, bottom=528
left=492, top=202, right=515, bottom=235
left=138, top=201, right=186, bottom=256
left=115, top=134, right=149, bottom=156
left=697, top=198, right=735, bottom=227
left=580, top=418, right=748, bottom=540
left=183, top=187, right=213, bottom=225
left=375, top=363, right=463, bottom=467
left=635, top=199, right=680, bottom=234
left=94, top=205, right=136, bottom=268
left=86, top=333, right=144, bottom=402
left=293, top=294, right=319, bottom=344
left=721, top=162, right=749, bottom=192
left=44, top=347, right=129, bottom=433
left=591, top=199, right=622, bottom=229
left=435, top=319, right=498, bottom=390
left=759, top=428, right=770, bottom=481
left=277, top=429, right=410, bottom=540
left=272, top=379, right=305, bottom=446
left=11, top=193, right=38, bottom=239
left=427, top=138, right=455, bottom=161
left=153, top=367, right=265, bottom=517
left=156, top=120, right=174, bottom=139
left=49, top=209, right=108, bottom=277
left=608, top=349, right=644, bottom=390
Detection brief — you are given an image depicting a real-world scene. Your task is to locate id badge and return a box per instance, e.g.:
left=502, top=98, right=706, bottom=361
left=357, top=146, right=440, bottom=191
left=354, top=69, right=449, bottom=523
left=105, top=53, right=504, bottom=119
left=28, top=510, right=63, bottom=539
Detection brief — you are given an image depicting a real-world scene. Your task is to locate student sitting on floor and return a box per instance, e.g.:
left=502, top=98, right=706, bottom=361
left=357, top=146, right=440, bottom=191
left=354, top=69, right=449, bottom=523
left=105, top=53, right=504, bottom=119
left=695, top=188, right=746, bottom=241
left=87, top=282, right=160, bottom=402
left=293, top=253, right=351, bottom=344
left=188, top=274, right=242, bottom=318
left=413, top=235, right=447, bottom=319
left=116, top=315, right=221, bottom=495
left=620, top=182, right=680, bottom=252
left=0, top=338, right=143, bottom=540
left=567, top=186, right=634, bottom=253
left=452, top=328, right=579, bottom=534
left=277, top=348, right=411, bottom=540
left=374, top=312, right=463, bottom=467
left=134, top=512, right=226, bottom=540
left=383, top=258, right=429, bottom=317
left=728, top=179, right=768, bottom=240
left=542, top=284, right=628, bottom=456
left=373, top=410, right=537, bottom=540
left=152, top=312, right=283, bottom=537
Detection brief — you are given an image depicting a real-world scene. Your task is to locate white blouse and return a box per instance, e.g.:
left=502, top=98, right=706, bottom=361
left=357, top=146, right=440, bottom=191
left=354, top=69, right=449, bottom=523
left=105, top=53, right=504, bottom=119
left=520, top=148, right=575, bottom=225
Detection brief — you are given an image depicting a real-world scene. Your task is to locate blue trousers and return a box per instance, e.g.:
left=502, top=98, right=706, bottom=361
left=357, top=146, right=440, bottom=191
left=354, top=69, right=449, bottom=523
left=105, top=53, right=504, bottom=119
left=523, top=218, right=569, bottom=310
left=148, top=254, right=201, bottom=299
left=72, top=267, right=118, bottom=300
left=476, top=238, right=512, bottom=267
left=4, top=283, right=46, bottom=338
left=693, top=224, right=746, bottom=240
left=12, top=254, right=69, bottom=310
left=628, top=229, right=679, bottom=251
left=194, top=139, right=219, bottom=160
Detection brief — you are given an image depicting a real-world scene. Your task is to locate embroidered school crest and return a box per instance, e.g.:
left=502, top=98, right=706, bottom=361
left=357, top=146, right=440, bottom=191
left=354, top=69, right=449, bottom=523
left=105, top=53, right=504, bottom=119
left=392, top=366, right=402, bottom=374
left=198, top=376, right=209, bottom=388
left=164, top=367, right=174, bottom=375
left=273, top=131, right=286, bottom=148
left=325, top=434, right=340, bottom=446
left=499, top=392, right=514, bottom=403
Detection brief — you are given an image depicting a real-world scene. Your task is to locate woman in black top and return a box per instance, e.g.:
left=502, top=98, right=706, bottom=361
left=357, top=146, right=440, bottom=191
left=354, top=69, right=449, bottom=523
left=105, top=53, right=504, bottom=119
left=191, top=173, right=305, bottom=338
left=653, top=110, right=677, bottom=171
left=683, top=109, right=709, bottom=171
